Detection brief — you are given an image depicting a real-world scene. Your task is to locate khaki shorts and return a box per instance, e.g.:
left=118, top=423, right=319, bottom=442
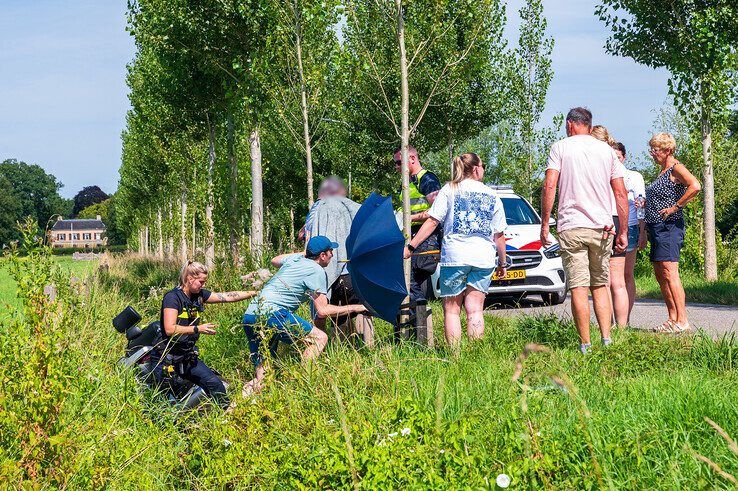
left=558, top=227, right=613, bottom=289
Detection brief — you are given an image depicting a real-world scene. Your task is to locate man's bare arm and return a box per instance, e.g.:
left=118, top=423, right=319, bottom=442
left=540, top=169, right=559, bottom=246
left=409, top=189, right=439, bottom=222
left=311, top=292, right=366, bottom=318
left=271, top=253, right=298, bottom=267
left=611, top=177, right=629, bottom=232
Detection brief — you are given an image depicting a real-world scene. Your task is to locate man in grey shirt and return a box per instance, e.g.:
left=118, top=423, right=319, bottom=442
left=305, top=177, right=374, bottom=346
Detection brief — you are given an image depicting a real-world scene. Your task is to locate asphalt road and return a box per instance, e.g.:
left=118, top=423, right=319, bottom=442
left=484, top=296, right=738, bottom=338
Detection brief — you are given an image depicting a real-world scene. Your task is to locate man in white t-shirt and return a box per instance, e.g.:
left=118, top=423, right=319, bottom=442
left=540, top=107, right=629, bottom=354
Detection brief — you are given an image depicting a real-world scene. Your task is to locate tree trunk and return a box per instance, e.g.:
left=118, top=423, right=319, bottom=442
left=167, top=201, right=174, bottom=257
left=701, top=109, right=717, bottom=281
left=205, top=115, right=216, bottom=269
left=289, top=207, right=295, bottom=250
left=396, top=0, right=412, bottom=289
left=144, top=225, right=150, bottom=256
left=447, top=123, right=454, bottom=177
left=192, top=208, right=196, bottom=258
left=526, top=56, right=534, bottom=203
left=249, top=128, right=264, bottom=262
left=294, top=4, right=314, bottom=207
left=180, top=190, right=187, bottom=263
left=157, top=207, right=164, bottom=259
left=227, top=111, right=239, bottom=264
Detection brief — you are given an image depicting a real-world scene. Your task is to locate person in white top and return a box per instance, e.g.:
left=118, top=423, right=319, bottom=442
left=540, top=107, right=629, bottom=354
left=612, top=142, right=647, bottom=324
left=592, top=126, right=631, bottom=330
left=404, top=153, right=507, bottom=348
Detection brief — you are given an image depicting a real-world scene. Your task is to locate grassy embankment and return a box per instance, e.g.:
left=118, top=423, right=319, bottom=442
left=1, top=253, right=737, bottom=489
left=636, top=271, right=738, bottom=306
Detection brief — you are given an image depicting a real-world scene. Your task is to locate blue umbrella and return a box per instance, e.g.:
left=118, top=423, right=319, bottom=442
left=346, top=193, right=408, bottom=323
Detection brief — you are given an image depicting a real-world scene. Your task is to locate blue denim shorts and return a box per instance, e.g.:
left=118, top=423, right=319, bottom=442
left=243, top=309, right=313, bottom=366
left=626, top=224, right=640, bottom=253
left=439, top=265, right=494, bottom=297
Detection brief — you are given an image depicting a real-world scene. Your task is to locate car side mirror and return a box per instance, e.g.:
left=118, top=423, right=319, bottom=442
left=548, top=217, right=556, bottom=227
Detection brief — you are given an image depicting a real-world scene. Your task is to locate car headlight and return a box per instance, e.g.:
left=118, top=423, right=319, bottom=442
left=543, top=244, right=561, bottom=259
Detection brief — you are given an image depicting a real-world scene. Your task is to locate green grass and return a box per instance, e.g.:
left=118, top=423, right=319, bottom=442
left=2, top=255, right=738, bottom=489
left=636, top=271, right=738, bottom=306
left=0, top=255, right=98, bottom=307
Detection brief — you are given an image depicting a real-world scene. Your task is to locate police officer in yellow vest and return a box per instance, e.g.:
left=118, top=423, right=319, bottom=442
left=394, top=145, right=443, bottom=310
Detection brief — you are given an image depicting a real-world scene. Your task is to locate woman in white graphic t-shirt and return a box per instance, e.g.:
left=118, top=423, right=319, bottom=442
left=404, top=153, right=507, bottom=348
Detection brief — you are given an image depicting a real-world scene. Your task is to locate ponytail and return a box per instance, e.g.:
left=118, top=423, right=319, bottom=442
left=179, top=260, right=208, bottom=287
left=451, top=153, right=482, bottom=188
left=591, top=125, right=615, bottom=146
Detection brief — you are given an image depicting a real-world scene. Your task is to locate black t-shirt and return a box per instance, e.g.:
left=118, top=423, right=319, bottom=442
left=158, top=287, right=211, bottom=356
left=409, top=170, right=443, bottom=246
left=414, top=170, right=442, bottom=198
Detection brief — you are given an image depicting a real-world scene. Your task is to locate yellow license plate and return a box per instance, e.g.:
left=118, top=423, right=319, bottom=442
left=492, top=269, right=526, bottom=281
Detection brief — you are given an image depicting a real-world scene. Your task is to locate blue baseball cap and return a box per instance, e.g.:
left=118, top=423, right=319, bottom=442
left=306, top=235, right=339, bottom=257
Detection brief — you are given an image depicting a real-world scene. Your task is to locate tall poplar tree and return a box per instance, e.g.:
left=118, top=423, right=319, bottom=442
left=269, top=0, right=343, bottom=207
left=344, top=0, right=506, bottom=284
left=507, top=0, right=555, bottom=202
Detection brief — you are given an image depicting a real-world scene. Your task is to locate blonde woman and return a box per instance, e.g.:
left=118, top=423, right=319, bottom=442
left=404, top=153, right=507, bottom=347
left=613, top=142, right=647, bottom=323
left=150, top=261, right=257, bottom=409
left=591, top=126, right=631, bottom=327
left=591, top=125, right=616, bottom=145
left=646, top=133, right=701, bottom=333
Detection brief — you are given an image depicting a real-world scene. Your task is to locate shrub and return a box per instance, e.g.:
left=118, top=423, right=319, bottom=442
left=50, top=244, right=128, bottom=256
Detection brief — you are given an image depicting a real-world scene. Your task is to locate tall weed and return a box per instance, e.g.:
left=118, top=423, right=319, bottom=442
left=0, top=220, right=83, bottom=485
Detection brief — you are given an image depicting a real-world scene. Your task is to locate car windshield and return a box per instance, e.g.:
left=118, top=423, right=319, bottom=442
left=500, top=197, right=540, bottom=225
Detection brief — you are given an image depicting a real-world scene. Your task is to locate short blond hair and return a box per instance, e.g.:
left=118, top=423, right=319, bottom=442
left=649, top=132, right=677, bottom=154
left=179, top=260, right=208, bottom=286
left=591, top=125, right=615, bottom=145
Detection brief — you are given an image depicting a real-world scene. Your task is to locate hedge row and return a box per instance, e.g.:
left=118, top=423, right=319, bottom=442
left=50, top=244, right=129, bottom=256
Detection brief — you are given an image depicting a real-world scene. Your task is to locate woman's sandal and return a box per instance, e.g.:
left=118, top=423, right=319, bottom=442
left=673, top=322, right=692, bottom=334
left=653, top=320, right=678, bottom=333
left=653, top=320, right=692, bottom=334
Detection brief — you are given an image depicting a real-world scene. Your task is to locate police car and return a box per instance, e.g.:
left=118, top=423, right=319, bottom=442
left=429, top=185, right=567, bottom=305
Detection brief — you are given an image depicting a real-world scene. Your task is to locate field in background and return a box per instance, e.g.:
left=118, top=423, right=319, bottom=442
left=0, top=255, right=98, bottom=307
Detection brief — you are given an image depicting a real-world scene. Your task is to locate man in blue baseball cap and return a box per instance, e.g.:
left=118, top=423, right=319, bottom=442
left=242, top=235, right=367, bottom=394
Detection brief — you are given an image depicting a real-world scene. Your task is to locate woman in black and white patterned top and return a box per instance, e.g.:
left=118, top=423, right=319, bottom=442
left=645, top=133, right=701, bottom=334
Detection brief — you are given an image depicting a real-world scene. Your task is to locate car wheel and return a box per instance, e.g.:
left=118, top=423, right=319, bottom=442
left=542, top=291, right=566, bottom=305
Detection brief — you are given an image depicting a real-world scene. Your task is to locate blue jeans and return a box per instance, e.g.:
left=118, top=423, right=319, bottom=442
left=243, top=310, right=313, bottom=366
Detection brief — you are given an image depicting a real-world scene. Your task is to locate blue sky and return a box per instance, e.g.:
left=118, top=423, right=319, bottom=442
left=505, top=0, right=670, bottom=156
left=0, top=1, right=134, bottom=198
left=0, top=0, right=669, bottom=198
